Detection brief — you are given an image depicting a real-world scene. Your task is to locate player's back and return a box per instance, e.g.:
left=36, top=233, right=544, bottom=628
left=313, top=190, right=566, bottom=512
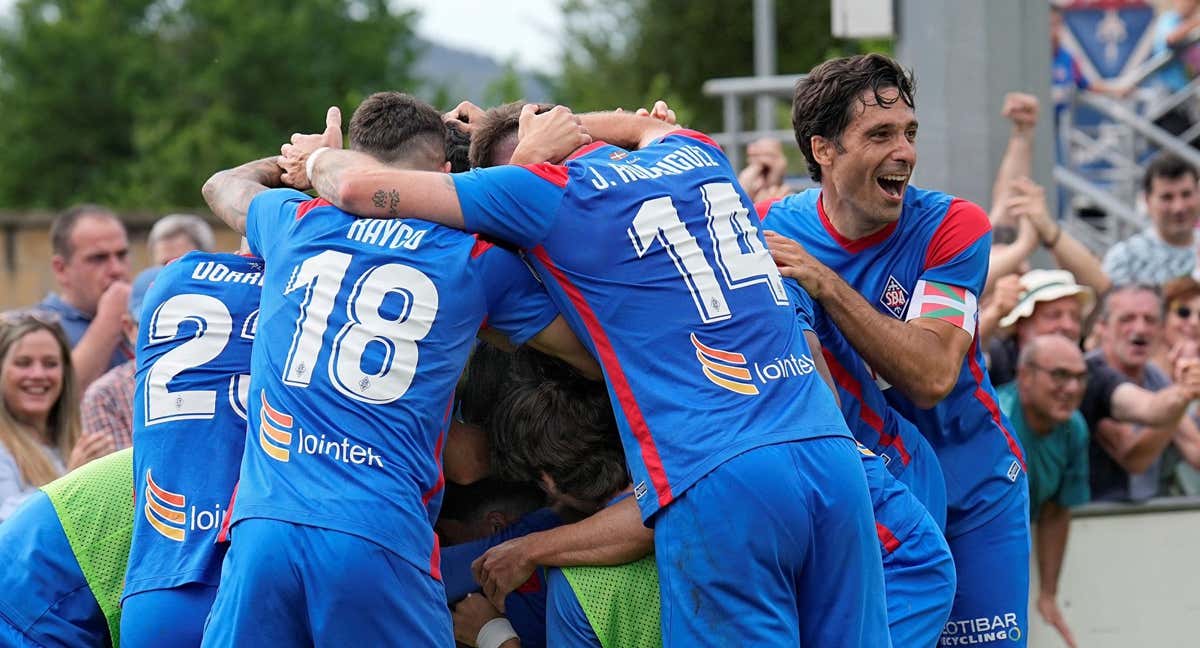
left=456, top=131, right=848, bottom=519
left=125, top=251, right=262, bottom=598
left=234, top=189, right=557, bottom=570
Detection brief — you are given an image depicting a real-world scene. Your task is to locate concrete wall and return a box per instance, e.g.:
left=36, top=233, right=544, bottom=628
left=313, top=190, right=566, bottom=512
left=1028, top=499, right=1200, bottom=647
left=0, top=212, right=241, bottom=311
left=896, top=0, right=1056, bottom=209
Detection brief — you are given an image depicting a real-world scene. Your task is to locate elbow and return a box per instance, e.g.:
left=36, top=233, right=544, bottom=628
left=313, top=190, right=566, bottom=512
left=909, top=372, right=958, bottom=410
left=200, top=172, right=223, bottom=212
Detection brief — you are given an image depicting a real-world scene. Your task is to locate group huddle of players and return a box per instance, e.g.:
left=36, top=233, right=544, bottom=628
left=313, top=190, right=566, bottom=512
left=0, top=53, right=1031, bottom=648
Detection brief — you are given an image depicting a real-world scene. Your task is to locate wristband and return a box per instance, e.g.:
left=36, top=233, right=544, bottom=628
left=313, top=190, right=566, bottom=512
left=476, top=617, right=518, bottom=648
left=306, top=146, right=330, bottom=183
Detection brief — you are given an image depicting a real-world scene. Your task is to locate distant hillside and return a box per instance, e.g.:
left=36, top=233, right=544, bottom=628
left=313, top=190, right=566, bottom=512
left=414, top=38, right=552, bottom=106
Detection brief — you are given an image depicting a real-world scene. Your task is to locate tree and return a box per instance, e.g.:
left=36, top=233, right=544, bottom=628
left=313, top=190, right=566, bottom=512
left=554, top=0, right=891, bottom=133
left=0, top=0, right=419, bottom=210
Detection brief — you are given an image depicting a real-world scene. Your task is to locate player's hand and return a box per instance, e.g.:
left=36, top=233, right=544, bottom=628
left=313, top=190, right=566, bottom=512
left=1002, top=92, right=1040, bottom=134
left=763, top=231, right=828, bottom=298
left=280, top=106, right=343, bottom=190
left=635, top=100, right=677, bottom=125
left=452, top=593, right=505, bottom=647
left=67, top=430, right=117, bottom=470
left=1036, top=591, right=1078, bottom=648
left=444, top=100, right=487, bottom=133
left=510, top=104, right=591, bottom=165
left=471, top=535, right=538, bottom=613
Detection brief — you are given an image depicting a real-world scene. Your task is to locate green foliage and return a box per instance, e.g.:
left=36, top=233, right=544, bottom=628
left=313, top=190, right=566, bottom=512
left=554, top=0, right=892, bottom=133
left=0, top=0, right=418, bottom=210
left=483, top=59, right=526, bottom=107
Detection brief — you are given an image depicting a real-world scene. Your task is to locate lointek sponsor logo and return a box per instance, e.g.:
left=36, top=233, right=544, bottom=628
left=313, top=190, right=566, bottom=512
left=940, top=613, right=1022, bottom=645
left=258, top=390, right=384, bottom=468
left=143, top=471, right=228, bottom=542
left=691, top=332, right=814, bottom=396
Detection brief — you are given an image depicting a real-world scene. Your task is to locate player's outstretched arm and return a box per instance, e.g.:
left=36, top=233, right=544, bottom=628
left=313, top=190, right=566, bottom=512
left=766, top=231, right=970, bottom=408
left=472, top=496, right=652, bottom=612
left=201, top=156, right=285, bottom=235
left=299, top=147, right=467, bottom=228
left=578, top=109, right=679, bottom=150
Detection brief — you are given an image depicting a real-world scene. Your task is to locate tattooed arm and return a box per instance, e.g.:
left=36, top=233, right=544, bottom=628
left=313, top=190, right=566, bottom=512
left=201, top=157, right=285, bottom=234
left=302, top=147, right=467, bottom=228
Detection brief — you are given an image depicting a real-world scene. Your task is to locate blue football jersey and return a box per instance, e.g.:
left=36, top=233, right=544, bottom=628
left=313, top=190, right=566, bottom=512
left=452, top=130, right=849, bottom=521
left=124, top=252, right=263, bottom=599
left=761, top=187, right=1025, bottom=535
left=232, top=189, right=559, bottom=576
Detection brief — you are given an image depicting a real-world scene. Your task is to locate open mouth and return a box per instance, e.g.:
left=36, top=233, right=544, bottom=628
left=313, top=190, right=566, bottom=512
left=877, top=174, right=907, bottom=200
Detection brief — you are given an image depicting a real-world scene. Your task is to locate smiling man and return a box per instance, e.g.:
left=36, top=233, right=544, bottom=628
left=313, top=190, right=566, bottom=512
left=1103, top=153, right=1200, bottom=285
left=999, top=335, right=1090, bottom=648
left=762, top=53, right=1031, bottom=647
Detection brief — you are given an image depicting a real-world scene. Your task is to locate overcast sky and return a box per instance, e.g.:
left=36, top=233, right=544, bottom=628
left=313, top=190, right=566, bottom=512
left=406, top=0, right=564, bottom=73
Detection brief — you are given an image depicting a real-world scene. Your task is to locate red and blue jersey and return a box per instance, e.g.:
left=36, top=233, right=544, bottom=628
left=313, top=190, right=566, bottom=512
left=789, top=283, right=947, bottom=528
left=451, top=130, right=848, bottom=521
left=125, top=251, right=263, bottom=599
left=233, top=188, right=559, bottom=576
left=761, top=187, right=1025, bottom=535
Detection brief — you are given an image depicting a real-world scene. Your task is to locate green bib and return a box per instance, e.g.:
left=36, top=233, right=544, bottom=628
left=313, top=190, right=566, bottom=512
left=40, top=448, right=134, bottom=648
left=561, top=554, right=661, bottom=648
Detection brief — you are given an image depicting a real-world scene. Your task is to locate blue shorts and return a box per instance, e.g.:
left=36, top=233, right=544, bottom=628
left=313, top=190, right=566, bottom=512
left=862, top=444, right=956, bottom=647
left=199, top=518, right=453, bottom=648
left=881, top=511, right=956, bottom=647
left=940, top=475, right=1030, bottom=647
left=121, top=583, right=217, bottom=648
left=653, top=437, right=890, bottom=647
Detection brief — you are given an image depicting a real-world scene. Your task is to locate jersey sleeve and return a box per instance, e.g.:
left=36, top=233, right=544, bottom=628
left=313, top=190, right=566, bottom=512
left=1057, top=414, right=1092, bottom=509
left=474, top=244, right=561, bottom=345
left=452, top=165, right=565, bottom=248
left=906, top=199, right=991, bottom=336
left=246, top=188, right=311, bottom=257
left=545, top=568, right=603, bottom=648
left=784, top=278, right=817, bottom=334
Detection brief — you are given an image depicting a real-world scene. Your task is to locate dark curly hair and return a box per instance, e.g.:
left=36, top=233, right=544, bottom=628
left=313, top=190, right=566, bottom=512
left=791, top=54, right=916, bottom=182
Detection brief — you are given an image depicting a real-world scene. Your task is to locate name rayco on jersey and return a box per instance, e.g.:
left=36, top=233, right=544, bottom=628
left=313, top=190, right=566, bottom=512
left=190, top=261, right=265, bottom=286
left=588, top=144, right=721, bottom=191
left=346, top=218, right=429, bottom=250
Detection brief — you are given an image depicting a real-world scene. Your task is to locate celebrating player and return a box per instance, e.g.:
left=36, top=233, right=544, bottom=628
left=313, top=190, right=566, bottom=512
left=284, top=107, right=889, bottom=646
left=763, top=53, right=1031, bottom=646
left=197, top=92, right=592, bottom=647
left=120, top=249, right=263, bottom=646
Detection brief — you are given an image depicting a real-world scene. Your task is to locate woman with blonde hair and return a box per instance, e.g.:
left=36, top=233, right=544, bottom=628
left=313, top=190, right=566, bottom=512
left=0, top=311, right=90, bottom=520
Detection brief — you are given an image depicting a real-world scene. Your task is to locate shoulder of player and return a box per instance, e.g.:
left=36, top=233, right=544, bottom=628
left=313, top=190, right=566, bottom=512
left=906, top=190, right=990, bottom=267
left=756, top=188, right=820, bottom=229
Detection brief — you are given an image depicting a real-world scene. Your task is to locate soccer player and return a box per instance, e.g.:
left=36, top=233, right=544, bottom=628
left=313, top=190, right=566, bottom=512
left=120, top=250, right=263, bottom=646
left=763, top=53, right=1031, bottom=646
left=198, top=93, right=592, bottom=647
left=0, top=448, right=133, bottom=647
left=285, top=106, right=889, bottom=645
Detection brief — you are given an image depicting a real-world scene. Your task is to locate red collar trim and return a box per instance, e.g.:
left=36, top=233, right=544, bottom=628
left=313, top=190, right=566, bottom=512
left=567, top=140, right=608, bottom=161
left=817, top=191, right=898, bottom=253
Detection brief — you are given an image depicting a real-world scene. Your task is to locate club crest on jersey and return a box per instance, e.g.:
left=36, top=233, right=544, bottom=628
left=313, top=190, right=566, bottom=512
left=879, top=275, right=910, bottom=319
left=609, top=150, right=628, bottom=161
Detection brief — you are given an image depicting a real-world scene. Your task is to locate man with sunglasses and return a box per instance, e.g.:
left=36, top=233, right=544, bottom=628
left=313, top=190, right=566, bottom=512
left=998, top=335, right=1091, bottom=648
